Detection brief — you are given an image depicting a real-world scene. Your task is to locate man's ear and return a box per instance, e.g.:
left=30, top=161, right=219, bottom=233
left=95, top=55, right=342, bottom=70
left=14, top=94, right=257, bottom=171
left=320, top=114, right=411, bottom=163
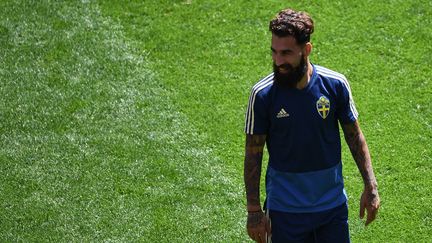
left=304, top=42, right=312, bottom=57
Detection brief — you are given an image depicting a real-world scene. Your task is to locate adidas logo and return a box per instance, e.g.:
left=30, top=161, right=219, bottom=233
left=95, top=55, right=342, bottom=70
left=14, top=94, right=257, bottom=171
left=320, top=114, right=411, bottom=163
left=277, top=108, right=289, bottom=118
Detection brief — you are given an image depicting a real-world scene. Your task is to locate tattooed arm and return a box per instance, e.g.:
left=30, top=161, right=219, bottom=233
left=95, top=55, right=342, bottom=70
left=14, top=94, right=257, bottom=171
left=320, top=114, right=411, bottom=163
left=342, top=121, right=380, bottom=226
left=244, top=134, right=266, bottom=211
left=244, top=134, right=270, bottom=242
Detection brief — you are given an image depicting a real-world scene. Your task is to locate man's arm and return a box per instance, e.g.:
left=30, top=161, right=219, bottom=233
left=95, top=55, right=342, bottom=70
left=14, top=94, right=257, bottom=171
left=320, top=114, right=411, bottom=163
left=244, top=134, right=266, bottom=211
left=341, top=121, right=380, bottom=226
left=244, top=134, right=270, bottom=242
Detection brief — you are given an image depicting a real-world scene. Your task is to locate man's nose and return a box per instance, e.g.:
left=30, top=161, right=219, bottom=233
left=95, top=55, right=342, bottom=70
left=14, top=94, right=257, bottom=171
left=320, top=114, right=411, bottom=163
left=273, top=53, right=285, bottom=67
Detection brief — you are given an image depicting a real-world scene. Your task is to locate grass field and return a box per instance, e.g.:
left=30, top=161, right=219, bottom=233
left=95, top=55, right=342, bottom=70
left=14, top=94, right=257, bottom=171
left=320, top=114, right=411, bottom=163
left=0, top=0, right=431, bottom=242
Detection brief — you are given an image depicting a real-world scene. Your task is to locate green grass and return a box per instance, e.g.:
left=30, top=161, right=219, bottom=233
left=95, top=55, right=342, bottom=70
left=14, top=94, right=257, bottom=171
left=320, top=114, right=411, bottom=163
left=1, top=0, right=431, bottom=242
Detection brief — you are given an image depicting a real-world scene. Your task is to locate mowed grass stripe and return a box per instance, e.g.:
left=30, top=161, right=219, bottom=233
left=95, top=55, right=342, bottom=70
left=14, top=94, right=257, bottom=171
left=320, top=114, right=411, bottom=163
left=0, top=1, right=239, bottom=241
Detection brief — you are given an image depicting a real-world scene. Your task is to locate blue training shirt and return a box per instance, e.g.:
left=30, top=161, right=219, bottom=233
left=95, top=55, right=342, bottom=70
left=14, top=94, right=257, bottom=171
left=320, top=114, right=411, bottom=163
left=244, top=64, right=358, bottom=213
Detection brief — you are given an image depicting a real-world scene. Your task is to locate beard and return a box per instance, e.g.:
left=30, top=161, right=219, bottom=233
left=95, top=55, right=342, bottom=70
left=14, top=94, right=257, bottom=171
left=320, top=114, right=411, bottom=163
left=273, top=55, right=307, bottom=89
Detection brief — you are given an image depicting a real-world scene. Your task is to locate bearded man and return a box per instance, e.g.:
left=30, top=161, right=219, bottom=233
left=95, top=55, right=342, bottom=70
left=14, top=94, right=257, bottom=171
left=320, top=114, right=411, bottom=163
left=243, top=8, right=380, bottom=243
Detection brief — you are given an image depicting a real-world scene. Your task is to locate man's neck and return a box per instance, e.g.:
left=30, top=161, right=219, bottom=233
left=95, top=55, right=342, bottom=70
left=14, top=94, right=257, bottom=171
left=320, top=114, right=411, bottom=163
left=295, top=62, right=313, bottom=90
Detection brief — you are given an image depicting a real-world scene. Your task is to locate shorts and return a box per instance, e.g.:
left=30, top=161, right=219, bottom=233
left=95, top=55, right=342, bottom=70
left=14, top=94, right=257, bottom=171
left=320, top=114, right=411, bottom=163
left=267, top=202, right=350, bottom=243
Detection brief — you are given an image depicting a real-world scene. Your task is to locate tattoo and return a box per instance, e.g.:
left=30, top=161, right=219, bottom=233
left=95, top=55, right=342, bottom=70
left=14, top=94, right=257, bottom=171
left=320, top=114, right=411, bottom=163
left=342, top=121, right=377, bottom=188
left=244, top=134, right=266, bottom=208
left=247, top=211, right=264, bottom=228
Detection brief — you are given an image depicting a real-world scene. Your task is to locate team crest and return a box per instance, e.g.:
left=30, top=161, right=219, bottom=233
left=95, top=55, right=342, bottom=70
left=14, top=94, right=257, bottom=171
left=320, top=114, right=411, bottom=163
left=316, top=96, right=330, bottom=119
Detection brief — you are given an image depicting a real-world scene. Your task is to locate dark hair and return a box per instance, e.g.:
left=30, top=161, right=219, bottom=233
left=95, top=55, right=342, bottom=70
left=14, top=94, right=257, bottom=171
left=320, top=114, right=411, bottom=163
left=269, top=8, right=314, bottom=44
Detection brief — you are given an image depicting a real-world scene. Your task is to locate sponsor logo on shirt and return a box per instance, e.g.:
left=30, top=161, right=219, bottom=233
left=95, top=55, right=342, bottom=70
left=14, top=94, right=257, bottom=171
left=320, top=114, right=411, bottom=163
left=316, top=96, right=330, bottom=119
left=277, top=108, right=289, bottom=118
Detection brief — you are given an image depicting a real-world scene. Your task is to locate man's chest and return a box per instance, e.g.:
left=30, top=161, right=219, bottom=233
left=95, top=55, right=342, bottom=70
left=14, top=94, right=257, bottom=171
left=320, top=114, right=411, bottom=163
left=269, top=90, right=335, bottom=126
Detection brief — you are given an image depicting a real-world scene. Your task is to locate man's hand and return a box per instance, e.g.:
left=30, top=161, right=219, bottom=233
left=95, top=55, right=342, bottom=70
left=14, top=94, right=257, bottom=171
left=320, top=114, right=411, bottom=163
left=360, top=187, right=380, bottom=226
left=247, top=210, right=271, bottom=243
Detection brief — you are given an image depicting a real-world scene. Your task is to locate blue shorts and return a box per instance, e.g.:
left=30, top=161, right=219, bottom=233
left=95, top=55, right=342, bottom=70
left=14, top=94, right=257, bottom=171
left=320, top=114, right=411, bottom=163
left=268, top=202, right=350, bottom=243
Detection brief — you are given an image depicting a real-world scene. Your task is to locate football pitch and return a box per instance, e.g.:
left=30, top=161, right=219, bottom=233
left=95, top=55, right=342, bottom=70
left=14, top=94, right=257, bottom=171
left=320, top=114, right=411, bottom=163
left=0, top=0, right=431, bottom=242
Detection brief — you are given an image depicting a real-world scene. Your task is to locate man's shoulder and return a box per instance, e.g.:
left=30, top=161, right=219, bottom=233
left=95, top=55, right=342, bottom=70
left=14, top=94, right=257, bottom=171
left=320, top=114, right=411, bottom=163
left=314, top=65, right=348, bottom=83
left=250, top=72, right=274, bottom=95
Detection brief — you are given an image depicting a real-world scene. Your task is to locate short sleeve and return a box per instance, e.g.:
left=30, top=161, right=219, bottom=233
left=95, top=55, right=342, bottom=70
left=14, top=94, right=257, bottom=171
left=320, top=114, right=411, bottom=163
left=245, top=90, right=269, bottom=134
left=336, top=79, right=359, bottom=124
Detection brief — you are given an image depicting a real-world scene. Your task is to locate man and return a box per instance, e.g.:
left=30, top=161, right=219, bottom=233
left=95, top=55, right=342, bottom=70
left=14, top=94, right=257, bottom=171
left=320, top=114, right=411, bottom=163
left=243, top=8, right=380, bottom=243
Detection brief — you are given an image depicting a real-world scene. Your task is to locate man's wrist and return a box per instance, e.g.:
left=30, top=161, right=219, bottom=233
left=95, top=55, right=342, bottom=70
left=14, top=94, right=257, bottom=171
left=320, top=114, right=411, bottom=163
left=247, top=210, right=262, bottom=214
left=364, top=181, right=378, bottom=191
left=247, top=204, right=262, bottom=212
